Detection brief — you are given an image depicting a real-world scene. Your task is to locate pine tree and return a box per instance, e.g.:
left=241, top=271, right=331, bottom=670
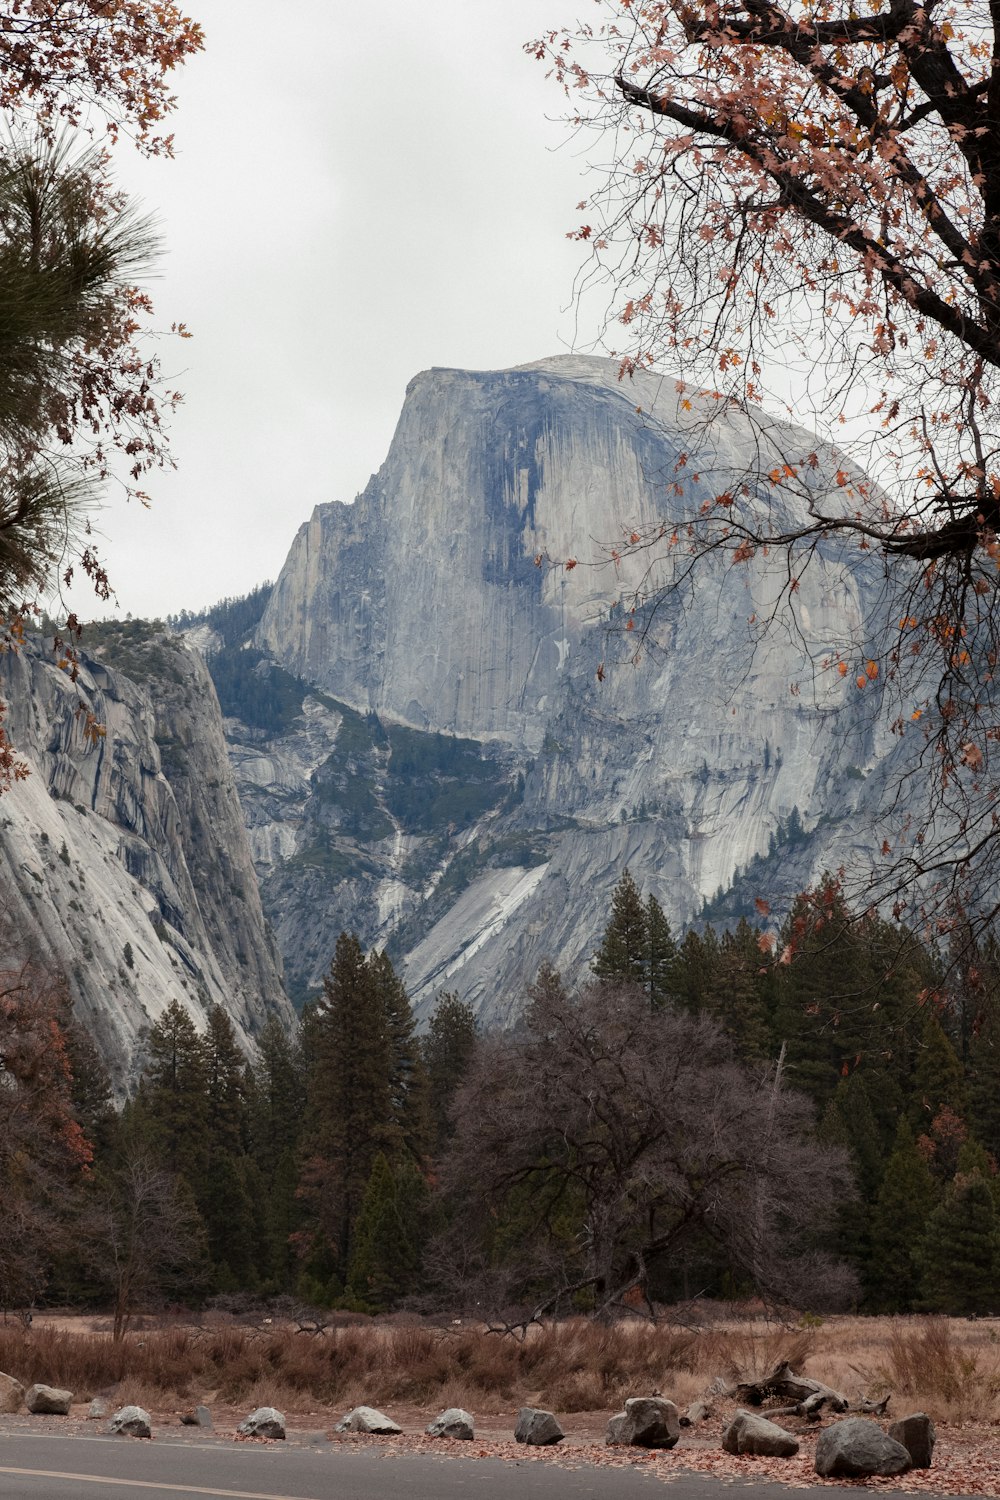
left=344, top=1152, right=426, bottom=1311
left=818, top=1074, right=883, bottom=1297
left=672, top=926, right=721, bottom=1015
left=138, top=1000, right=209, bottom=1182
left=868, top=1120, right=939, bottom=1313
left=772, top=881, right=870, bottom=1109
left=247, top=1015, right=306, bottom=1173
left=919, top=1163, right=1000, bottom=1315
left=909, top=1011, right=968, bottom=1136
left=301, top=933, right=399, bottom=1278
left=201, top=1150, right=256, bottom=1291
left=422, top=992, right=477, bottom=1155
left=593, top=869, right=648, bottom=989
left=645, top=894, right=677, bottom=1008
left=245, top=1016, right=307, bottom=1290
left=203, top=1004, right=247, bottom=1158
left=709, top=920, right=774, bottom=1063
left=369, top=949, right=428, bottom=1160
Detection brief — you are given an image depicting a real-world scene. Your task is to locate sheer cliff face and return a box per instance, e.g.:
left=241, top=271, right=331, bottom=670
left=259, top=357, right=876, bottom=749
left=248, top=356, right=896, bottom=1020
left=0, top=634, right=292, bottom=1088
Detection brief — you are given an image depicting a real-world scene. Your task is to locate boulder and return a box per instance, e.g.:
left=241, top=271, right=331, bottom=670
left=515, top=1408, right=565, bottom=1445
left=0, top=1372, right=24, bottom=1414
left=426, top=1407, right=475, bottom=1440
left=815, top=1418, right=912, bottom=1478
left=237, top=1406, right=286, bottom=1440
left=681, top=1401, right=712, bottom=1426
left=606, top=1396, right=680, bottom=1449
left=180, top=1404, right=213, bottom=1428
left=109, top=1405, right=152, bottom=1438
left=722, top=1409, right=800, bottom=1458
left=335, top=1405, right=402, bottom=1435
left=606, top=1412, right=630, bottom=1445
left=25, top=1384, right=72, bottom=1415
left=889, top=1412, right=936, bottom=1469
left=87, top=1398, right=108, bottom=1421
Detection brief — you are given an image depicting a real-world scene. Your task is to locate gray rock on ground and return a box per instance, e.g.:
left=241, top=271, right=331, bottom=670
left=426, top=1407, right=475, bottom=1440
left=87, top=1398, right=108, bottom=1421
left=237, top=1406, right=286, bottom=1440
left=722, top=1409, right=800, bottom=1458
left=515, top=1408, right=565, bottom=1445
left=180, top=1404, right=213, bottom=1429
left=0, top=1372, right=24, bottom=1414
left=681, top=1401, right=712, bottom=1426
left=889, top=1412, right=936, bottom=1469
left=335, top=1405, right=402, bottom=1435
left=25, top=1384, right=73, bottom=1415
left=815, top=1418, right=912, bottom=1478
left=109, top=1405, right=152, bottom=1438
left=606, top=1396, right=680, bottom=1449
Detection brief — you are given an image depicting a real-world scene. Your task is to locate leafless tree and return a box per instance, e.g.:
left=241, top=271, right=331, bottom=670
left=85, top=1148, right=207, bottom=1341
left=436, top=974, right=855, bottom=1324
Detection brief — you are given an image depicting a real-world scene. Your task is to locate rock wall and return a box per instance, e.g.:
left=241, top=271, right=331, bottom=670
left=241, top=356, right=910, bottom=1022
left=0, top=630, right=293, bottom=1089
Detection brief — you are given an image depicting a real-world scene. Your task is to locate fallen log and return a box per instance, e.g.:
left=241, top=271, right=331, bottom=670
left=733, top=1362, right=849, bottom=1413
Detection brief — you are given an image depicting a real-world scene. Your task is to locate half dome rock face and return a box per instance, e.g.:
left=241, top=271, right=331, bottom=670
left=258, top=356, right=876, bottom=751
left=246, top=356, right=900, bottom=1017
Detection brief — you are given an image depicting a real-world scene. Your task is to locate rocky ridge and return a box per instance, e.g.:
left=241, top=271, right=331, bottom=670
left=0, top=625, right=292, bottom=1087
left=213, top=356, right=916, bottom=1019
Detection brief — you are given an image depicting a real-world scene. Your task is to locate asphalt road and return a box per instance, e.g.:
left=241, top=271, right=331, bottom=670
left=6, top=1428, right=661, bottom=1499
left=0, top=1430, right=982, bottom=1500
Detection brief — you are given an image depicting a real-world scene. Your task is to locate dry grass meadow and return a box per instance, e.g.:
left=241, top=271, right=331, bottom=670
left=1, top=1311, right=999, bottom=1430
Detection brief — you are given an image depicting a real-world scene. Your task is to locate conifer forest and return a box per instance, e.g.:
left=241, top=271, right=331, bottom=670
left=6, top=869, right=1000, bottom=1328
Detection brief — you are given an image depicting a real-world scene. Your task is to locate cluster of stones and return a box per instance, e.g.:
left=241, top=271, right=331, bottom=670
left=0, top=1367, right=939, bottom=1475
left=714, top=1408, right=935, bottom=1477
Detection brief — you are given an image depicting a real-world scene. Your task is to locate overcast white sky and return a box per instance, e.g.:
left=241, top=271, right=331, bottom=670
left=65, top=0, right=599, bottom=622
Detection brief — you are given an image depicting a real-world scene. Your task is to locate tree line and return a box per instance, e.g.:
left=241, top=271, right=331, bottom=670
left=4, top=872, right=1000, bottom=1326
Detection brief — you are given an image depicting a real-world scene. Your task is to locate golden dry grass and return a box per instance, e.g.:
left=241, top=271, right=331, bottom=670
left=1, top=1313, right=998, bottom=1423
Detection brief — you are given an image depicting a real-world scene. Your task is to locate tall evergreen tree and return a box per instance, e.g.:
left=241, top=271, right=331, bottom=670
left=203, top=1004, right=247, bottom=1158
left=592, top=869, right=648, bottom=989
left=909, top=1011, right=968, bottom=1136
left=919, top=1160, right=1000, bottom=1315
left=135, top=1000, right=209, bottom=1182
left=300, top=934, right=400, bottom=1280
left=421, top=992, right=478, bottom=1155
left=247, top=1015, right=306, bottom=1172
left=868, top=1119, right=939, bottom=1313
left=709, top=919, right=774, bottom=1063
left=672, top=926, right=720, bottom=1015
left=369, top=949, right=429, bottom=1161
left=245, top=1015, right=307, bottom=1290
left=645, top=893, right=677, bottom=1008
left=344, top=1152, right=426, bottom=1311
left=772, top=881, right=871, bottom=1109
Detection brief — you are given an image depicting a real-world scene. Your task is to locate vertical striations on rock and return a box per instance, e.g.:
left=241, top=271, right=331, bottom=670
left=232, top=356, right=910, bottom=1022
left=0, top=627, right=293, bottom=1088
